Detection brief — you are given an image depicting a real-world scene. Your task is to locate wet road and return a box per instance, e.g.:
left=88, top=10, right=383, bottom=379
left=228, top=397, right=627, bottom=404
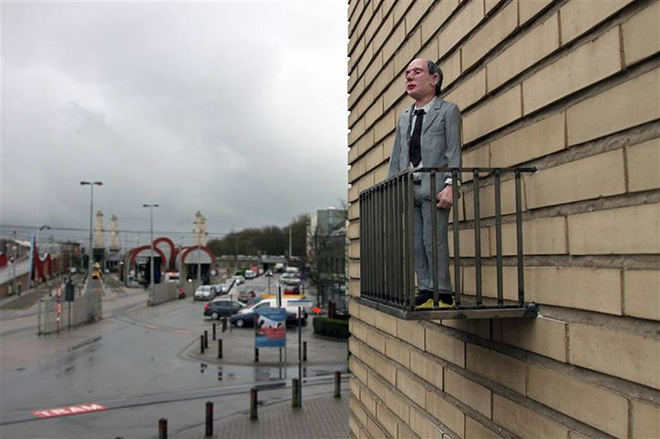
left=0, top=275, right=347, bottom=438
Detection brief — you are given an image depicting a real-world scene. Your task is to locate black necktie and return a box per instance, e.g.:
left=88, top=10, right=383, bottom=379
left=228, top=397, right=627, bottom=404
left=410, top=109, right=425, bottom=167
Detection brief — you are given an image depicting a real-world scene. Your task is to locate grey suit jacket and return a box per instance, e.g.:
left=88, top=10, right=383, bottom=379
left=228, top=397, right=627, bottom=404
left=386, top=98, right=462, bottom=200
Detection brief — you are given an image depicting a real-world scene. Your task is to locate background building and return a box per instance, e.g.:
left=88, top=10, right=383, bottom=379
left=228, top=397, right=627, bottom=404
left=347, top=1, right=659, bottom=438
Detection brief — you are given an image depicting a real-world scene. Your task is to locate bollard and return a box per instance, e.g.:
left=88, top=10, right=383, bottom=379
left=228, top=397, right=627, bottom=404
left=158, top=418, right=167, bottom=439
left=222, top=317, right=227, bottom=332
left=205, top=401, right=213, bottom=437
left=292, top=378, right=300, bottom=408
left=334, top=371, right=341, bottom=398
left=254, top=348, right=259, bottom=363
left=204, top=330, right=209, bottom=349
left=250, top=388, right=258, bottom=420
left=212, top=323, right=216, bottom=340
left=303, top=341, right=307, bottom=362
left=200, top=335, right=205, bottom=354
left=218, top=339, right=223, bottom=359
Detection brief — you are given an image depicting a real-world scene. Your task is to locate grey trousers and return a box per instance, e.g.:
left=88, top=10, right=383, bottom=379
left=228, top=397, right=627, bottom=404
left=414, top=188, right=452, bottom=293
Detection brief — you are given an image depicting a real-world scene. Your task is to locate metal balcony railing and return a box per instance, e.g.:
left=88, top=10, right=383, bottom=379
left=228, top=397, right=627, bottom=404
left=358, top=167, right=539, bottom=320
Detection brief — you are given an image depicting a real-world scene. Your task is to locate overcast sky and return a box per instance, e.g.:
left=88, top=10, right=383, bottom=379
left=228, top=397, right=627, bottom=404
left=2, top=1, right=348, bottom=247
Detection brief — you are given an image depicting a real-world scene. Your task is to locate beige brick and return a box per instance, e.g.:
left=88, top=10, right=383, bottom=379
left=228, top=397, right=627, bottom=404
left=525, top=149, right=626, bottom=209
left=385, top=386, right=410, bottom=423
left=351, top=396, right=369, bottom=426
left=462, top=0, right=518, bottom=70
left=404, top=0, right=433, bottom=35
left=493, top=394, right=569, bottom=439
left=349, top=260, right=360, bottom=279
left=386, top=337, right=411, bottom=368
left=397, top=370, right=426, bottom=407
left=349, top=279, right=361, bottom=296
left=627, top=137, right=660, bottom=193
left=375, top=162, right=389, bottom=184
left=377, top=404, right=399, bottom=438
left=426, top=390, right=465, bottom=436
left=568, top=204, right=660, bottom=255
left=485, top=0, right=504, bottom=14
left=393, top=0, right=412, bottom=26
left=350, top=376, right=362, bottom=399
left=398, top=422, right=418, bottom=439
left=410, top=350, right=444, bottom=390
left=362, top=305, right=377, bottom=326
left=463, top=265, right=519, bottom=302
left=442, top=319, right=491, bottom=340
left=567, top=68, right=660, bottom=145
left=367, top=416, right=388, bottom=438
left=498, top=316, right=567, bottom=362
left=368, top=372, right=389, bottom=402
left=632, top=399, right=660, bottom=439
left=463, top=177, right=521, bottom=220
left=375, top=311, right=398, bottom=336
left=365, top=98, right=385, bottom=132
left=445, top=369, right=492, bottom=418
left=348, top=204, right=360, bottom=222
left=397, top=319, right=425, bottom=350
left=448, top=227, right=491, bottom=258
left=624, top=270, right=660, bottom=321
left=623, top=1, right=660, bottom=66
left=375, top=355, right=398, bottom=386
left=523, top=26, right=621, bottom=114
left=528, top=365, right=628, bottom=438
left=421, top=0, right=460, bottom=43
left=394, top=29, right=423, bottom=76
left=375, top=110, right=397, bottom=143
left=560, top=0, right=634, bottom=44
left=495, top=216, right=567, bottom=256
left=361, top=388, right=378, bottom=416
left=351, top=357, right=369, bottom=383
left=349, top=414, right=361, bottom=438
left=466, top=344, right=526, bottom=394
left=463, top=85, right=522, bottom=144
left=460, top=144, right=490, bottom=185
left=426, top=327, right=466, bottom=367
left=410, top=408, right=445, bottom=438
left=446, top=68, right=487, bottom=111
left=527, top=266, right=622, bottom=315
left=373, top=10, right=395, bottom=53
left=367, top=326, right=387, bottom=354
left=465, top=417, right=502, bottom=439
left=439, top=0, right=485, bottom=58
left=519, top=0, right=553, bottom=25
left=418, top=36, right=440, bottom=67
left=569, top=323, right=660, bottom=389
left=440, top=50, right=462, bottom=89
left=490, top=112, right=565, bottom=167
left=383, top=22, right=406, bottom=63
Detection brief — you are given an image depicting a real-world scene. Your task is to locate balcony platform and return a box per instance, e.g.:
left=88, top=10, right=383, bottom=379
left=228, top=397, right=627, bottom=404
left=355, top=296, right=539, bottom=320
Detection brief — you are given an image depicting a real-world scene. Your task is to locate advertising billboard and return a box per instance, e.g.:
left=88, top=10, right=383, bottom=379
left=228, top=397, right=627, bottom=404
left=254, top=307, right=286, bottom=348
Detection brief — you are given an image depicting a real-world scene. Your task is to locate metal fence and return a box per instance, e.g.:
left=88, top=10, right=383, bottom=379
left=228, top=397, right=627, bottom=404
left=38, top=280, right=103, bottom=335
left=359, top=167, right=538, bottom=320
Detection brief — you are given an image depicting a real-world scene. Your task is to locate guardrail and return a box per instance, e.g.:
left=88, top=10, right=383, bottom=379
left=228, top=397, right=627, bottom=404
left=358, top=167, right=538, bottom=320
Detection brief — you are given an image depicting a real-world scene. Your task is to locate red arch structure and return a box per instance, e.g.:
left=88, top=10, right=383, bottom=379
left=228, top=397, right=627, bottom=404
left=153, top=237, right=175, bottom=271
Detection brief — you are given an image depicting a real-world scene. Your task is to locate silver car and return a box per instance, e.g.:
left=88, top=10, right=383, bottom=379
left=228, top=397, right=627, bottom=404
left=194, top=285, right=214, bottom=301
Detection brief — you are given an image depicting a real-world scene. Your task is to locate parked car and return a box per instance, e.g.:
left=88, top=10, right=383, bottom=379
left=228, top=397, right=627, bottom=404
left=265, top=270, right=273, bottom=277
left=244, top=270, right=255, bottom=279
left=194, top=285, right=214, bottom=301
left=237, top=289, right=256, bottom=303
left=204, top=300, right=244, bottom=320
left=230, top=306, right=299, bottom=328
left=232, top=275, right=245, bottom=285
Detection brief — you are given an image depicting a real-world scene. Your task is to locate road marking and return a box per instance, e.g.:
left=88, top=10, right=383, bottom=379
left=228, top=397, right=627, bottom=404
left=174, top=329, right=193, bottom=334
left=141, top=324, right=158, bottom=329
left=31, top=403, right=107, bottom=418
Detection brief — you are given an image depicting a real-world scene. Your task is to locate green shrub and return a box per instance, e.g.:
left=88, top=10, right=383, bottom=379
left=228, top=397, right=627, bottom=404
left=313, top=317, right=350, bottom=339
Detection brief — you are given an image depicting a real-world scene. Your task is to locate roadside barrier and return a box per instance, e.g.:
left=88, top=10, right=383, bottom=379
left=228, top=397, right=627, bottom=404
left=158, top=418, right=167, bottom=439
left=205, top=401, right=213, bottom=437
left=217, top=339, right=223, bottom=359
left=250, top=388, right=258, bottom=420
left=292, top=378, right=300, bottom=408
left=334, top=371, right=341, bottom=398
left=200, top=335, right=205, bottom=354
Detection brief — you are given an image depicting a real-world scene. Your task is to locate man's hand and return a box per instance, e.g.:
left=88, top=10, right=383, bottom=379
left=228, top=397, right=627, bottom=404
left=436, top=186, right=454, bottom=209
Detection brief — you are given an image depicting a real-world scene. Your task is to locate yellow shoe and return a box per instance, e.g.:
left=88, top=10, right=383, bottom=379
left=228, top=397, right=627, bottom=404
left=438, top=299, right=456, bottom=309
left=415, top=299, right=434, bottom=309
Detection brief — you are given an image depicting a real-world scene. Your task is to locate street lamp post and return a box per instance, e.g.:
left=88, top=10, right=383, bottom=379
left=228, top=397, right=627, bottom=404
left=143, top=204, right=159, bottom=304
left=80, top=181, right=103, bottom=279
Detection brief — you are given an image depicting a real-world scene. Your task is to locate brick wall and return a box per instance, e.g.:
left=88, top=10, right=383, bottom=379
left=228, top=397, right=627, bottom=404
left=347, top=0, right=659, bottom=438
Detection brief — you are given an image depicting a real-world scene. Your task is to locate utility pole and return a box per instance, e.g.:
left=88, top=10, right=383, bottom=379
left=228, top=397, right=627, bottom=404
left=80, top=181, right=102, bottom=281
left=143, top=204, right=159, bottom=304
left=289, top=226, right=292, bottom=264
